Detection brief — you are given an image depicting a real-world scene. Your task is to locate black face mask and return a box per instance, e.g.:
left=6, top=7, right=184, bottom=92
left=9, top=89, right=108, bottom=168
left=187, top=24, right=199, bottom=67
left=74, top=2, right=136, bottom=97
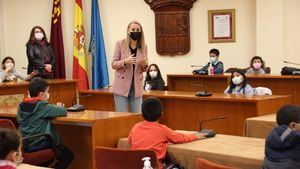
left=130, top=32, right=141, bottom=41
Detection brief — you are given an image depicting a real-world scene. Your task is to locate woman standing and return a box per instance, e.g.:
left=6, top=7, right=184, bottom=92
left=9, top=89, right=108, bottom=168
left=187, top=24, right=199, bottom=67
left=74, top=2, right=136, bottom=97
left=112, top=21, right=148, bottom=113
left=26, top=26, right=55, bottom=79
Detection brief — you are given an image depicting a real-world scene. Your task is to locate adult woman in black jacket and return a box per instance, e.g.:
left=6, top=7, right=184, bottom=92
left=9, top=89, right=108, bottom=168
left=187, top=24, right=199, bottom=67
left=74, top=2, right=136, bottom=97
left=144, top=64, right=165, bottom=90
left=26, top=26, right=55, bottom=79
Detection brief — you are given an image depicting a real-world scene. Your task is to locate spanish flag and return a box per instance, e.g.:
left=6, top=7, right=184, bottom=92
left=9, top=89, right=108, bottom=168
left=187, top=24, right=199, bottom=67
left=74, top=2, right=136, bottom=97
left=73, top=0, right=89, bottom=90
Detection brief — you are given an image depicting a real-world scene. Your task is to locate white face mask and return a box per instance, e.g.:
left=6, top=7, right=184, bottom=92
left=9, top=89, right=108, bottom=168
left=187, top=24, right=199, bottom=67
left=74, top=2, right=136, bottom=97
left=149, top=71, right=158, bottom=79
left=232, top=76, right=243, bottom=85
left=209, top=57, right=217, bottom=63
left=35, top=32, right=44, bottom=41
left=5, top=63, right=14, bottom=68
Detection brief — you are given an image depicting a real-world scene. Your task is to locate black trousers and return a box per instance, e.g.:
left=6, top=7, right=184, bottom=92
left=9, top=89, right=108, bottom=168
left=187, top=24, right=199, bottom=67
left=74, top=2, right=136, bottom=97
left=54, top=145, right=74, bottom=169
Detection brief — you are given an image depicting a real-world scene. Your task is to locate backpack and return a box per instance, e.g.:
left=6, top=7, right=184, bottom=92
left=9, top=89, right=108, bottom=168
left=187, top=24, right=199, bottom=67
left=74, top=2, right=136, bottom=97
left=281, top=66, right=300, bottom=75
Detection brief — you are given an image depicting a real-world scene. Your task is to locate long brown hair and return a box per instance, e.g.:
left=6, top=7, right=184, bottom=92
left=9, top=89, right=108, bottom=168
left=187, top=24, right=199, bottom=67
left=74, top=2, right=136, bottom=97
left=26, top=26, right=49, bottom=45
left=122, top=21, right=146, bottom=53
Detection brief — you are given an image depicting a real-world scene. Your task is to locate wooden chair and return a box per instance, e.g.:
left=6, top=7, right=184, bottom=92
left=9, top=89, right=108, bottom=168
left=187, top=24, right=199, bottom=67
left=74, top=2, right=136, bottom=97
left=196, top=157, right=237, bottom=169
left=0, top=119, right=58, bottom=166
left=94, top=146, right=159, bottom=169
left=224, top=68, right=247, bottom=74
left=225, top=67, right=271, bottom=74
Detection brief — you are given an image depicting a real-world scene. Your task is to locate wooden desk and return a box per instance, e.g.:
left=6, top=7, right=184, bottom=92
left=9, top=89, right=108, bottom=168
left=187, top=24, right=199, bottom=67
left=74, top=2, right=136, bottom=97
left=79, top=89, right=290, bottom=136
left=167, top=74, right=300, bottom=104
left=167, top=74, right=229, bottom=93
left=0, top=79, right=77, bottom=107
left=244, top=114, right=276, bottom=139
left=118, top=133, right=265, bottom=169
left=0, top=105, right=143, bottom=169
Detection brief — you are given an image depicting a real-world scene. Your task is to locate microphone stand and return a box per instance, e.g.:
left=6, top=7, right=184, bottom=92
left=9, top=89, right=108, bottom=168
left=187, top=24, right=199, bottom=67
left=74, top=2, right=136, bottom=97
left=67, top=93, right=92, bottom=112
left=283, top=61, right=300, bottom=66
left=197, top=113, right=226, bottom=138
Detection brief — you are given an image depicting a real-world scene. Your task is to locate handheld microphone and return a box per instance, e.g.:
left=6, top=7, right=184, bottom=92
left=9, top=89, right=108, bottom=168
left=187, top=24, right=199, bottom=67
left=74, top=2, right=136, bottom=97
left=197, top=113, right=226, bottom=138
left=67, top=94, right=92, bottom=112
left=283, top=61, right=300, bottom=66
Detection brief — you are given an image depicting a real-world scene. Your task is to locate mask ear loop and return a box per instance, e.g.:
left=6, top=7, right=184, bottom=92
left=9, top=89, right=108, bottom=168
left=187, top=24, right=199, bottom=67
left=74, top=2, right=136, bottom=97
left=15, top=151, right=23, bottom=166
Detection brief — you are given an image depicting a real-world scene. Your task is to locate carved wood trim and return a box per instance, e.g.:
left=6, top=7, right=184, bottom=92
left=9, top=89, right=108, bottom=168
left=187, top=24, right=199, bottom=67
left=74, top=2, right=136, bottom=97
left=145, top=0, right=197, bottom=56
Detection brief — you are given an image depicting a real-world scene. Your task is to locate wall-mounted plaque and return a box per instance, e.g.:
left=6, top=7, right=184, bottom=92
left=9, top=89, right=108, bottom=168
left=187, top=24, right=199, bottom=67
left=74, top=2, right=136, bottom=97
left=145, top=0, right=197, bottom=56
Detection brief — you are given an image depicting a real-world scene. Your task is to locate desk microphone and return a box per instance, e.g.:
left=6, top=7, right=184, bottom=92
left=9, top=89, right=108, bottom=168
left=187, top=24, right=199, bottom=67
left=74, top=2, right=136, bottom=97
left=67, top=94, right=92, bottom=112
left=191, top=65, right=204, bottom=68
left=282, top=61, right=300, bottom=75
left=191, top=84, right=212, bottom=97
left=197, top=113, right=226, bottom=138
left=283, top=61, right=300, bottom=66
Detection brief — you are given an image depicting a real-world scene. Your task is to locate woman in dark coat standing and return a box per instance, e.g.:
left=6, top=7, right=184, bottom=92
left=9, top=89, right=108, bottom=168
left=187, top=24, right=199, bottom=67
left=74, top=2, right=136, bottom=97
left=26, top=26, right=55, bottom=79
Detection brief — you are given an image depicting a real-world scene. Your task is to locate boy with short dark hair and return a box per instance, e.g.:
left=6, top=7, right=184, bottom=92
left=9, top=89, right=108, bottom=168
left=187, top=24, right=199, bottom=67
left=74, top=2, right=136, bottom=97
left=263, top=105, right=300, bottom=169
left=193, top=48, right=224, bottom=74
left=17, top=78, right=73, bottom=169
left=128, top=97, right=206, bottom=168
left=0, top=128, right=22, bottom=169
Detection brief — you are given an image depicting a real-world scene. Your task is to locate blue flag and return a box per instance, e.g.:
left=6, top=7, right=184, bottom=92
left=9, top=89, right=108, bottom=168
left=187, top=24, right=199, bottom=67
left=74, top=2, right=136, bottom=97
left=89, top=0, right=109, bottom=89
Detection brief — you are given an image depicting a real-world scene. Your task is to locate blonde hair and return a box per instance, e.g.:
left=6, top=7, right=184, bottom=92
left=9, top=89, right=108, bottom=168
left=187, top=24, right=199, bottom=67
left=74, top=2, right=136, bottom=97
left=123, top=21, right=146, bottom=53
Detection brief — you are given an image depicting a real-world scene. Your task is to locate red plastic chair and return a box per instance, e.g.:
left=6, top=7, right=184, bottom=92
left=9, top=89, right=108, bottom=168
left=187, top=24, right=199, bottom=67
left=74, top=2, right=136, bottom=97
left=94, top=146, right=159, bottom=169
left=196, top=157, right=237, bottom=169
left=0, top=119, right=58, bottom=166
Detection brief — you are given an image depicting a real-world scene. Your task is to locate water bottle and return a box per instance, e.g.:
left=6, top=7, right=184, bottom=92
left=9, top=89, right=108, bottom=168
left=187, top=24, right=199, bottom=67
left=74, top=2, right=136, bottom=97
left=142, top=157, right=153, bottom=169
left=209, top=63, right=214, bottom=75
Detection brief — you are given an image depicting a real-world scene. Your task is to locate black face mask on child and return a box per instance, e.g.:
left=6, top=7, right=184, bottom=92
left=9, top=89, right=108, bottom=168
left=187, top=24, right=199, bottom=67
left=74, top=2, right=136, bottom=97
left=130, top=32, right=141, bottom=41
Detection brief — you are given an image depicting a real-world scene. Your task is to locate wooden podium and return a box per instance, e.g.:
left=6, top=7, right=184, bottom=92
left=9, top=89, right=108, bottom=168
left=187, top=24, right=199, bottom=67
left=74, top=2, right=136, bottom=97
left=0, top=79, right=77, bottom=107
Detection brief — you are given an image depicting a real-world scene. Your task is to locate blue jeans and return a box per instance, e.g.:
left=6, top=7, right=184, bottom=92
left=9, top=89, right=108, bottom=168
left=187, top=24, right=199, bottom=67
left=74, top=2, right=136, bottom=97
left=114, top=85, right=142, bottom=113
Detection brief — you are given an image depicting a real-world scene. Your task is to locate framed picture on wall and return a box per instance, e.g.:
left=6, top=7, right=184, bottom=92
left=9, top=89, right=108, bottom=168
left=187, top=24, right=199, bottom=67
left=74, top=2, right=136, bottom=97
left=208, top=9, right=236, bottom=43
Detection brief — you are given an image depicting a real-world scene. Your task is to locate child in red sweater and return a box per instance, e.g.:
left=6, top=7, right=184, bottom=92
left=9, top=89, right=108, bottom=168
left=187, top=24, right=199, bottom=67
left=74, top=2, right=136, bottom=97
left=128, top=97, right=206, bottom=168
left=0, top=129, right=23, bottom=169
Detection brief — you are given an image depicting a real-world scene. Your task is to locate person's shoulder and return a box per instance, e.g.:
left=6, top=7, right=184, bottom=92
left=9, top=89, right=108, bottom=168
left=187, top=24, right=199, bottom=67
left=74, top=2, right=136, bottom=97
left=26, top=42, right=34, bottom=47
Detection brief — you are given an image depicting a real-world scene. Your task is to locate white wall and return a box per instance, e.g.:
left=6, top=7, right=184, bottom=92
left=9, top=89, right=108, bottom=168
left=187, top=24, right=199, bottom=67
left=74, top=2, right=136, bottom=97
left=283, top=0, right=300, bottom=65
left=0, top=0, right=5, bottom=58
left=1, top=0, right=299, bottom=87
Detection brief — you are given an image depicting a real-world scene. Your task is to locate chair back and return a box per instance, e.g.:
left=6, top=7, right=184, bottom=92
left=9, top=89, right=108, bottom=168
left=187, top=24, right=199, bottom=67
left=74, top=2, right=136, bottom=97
left=224, top=68, right=247, bottom=74
left=264, top=67, right=271, bottom=74
left=94, top=147, right=159, bottom=169
left=196, top=157, right=237, bottom=169
left=0, top=119, right=17, bottom=130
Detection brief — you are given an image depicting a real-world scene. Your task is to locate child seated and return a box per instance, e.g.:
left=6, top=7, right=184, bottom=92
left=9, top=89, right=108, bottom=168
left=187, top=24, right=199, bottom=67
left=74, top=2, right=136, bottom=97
left=128, top=97, right=207, bottom=168
left=144, top=64, right=165, bottom=91
left=193, top=48, right=224, bottom=75
left=0, top=128, right=22, bottom=169
left=17, top=78, right=73, bottom=169
left=0, top=56, right=37, bottom=83
left=263, top=105, right=300, bottom=169
left=246, top=56, right=266, bottom=75
left=224, top=69, right=254, bottom=95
